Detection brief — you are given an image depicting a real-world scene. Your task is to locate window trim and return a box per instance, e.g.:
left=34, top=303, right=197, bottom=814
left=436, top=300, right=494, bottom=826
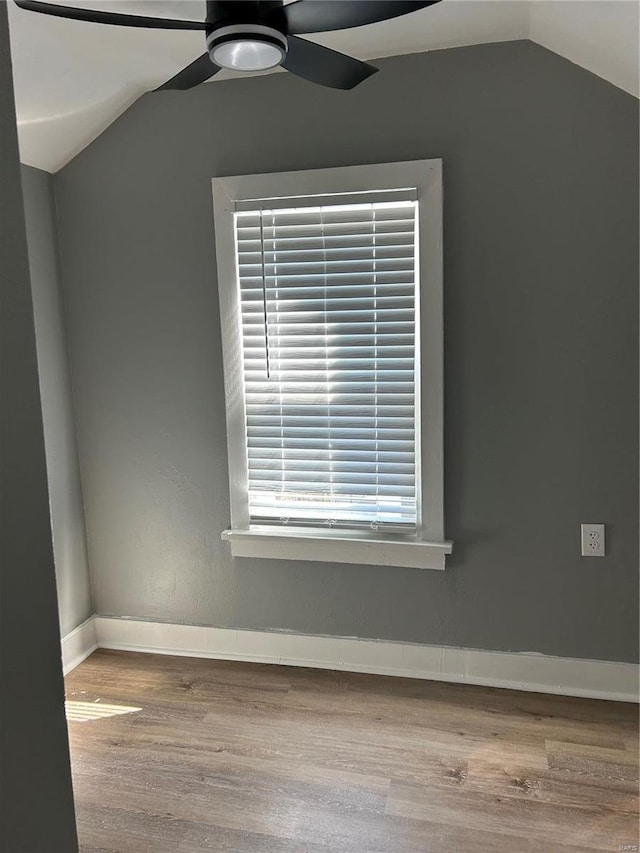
left=212, top=159, right=451, bottom=570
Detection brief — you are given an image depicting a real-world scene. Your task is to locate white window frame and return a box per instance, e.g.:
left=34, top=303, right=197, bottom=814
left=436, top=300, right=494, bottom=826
left=212, top=159, right=451, bottom=570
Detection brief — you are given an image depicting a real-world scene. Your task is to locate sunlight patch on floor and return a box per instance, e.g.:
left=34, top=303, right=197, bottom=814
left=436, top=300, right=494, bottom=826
left=65, top=700, right=142, bottom=723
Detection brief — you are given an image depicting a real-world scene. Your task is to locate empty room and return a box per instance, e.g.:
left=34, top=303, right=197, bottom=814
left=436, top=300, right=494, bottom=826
left=1, top=1, right=639, bottom=851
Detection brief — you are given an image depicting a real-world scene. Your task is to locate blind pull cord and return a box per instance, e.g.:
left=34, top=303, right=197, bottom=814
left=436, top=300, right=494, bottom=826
left=259, top=210, right=271, bottom=379
left=320, top=206, right=334, bottom=511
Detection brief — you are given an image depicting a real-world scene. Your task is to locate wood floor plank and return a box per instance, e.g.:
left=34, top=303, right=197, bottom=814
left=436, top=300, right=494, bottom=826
left=467, top=756, right=639, bottom=812
left=546, top=740, right=640, bottom=782
left=385, top=779, right=638, bottom=851
left=67, top=650, right=639, bottom=853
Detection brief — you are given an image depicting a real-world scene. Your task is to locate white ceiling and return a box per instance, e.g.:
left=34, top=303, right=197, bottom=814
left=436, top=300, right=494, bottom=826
left=8, top=0, right=639, bottom=173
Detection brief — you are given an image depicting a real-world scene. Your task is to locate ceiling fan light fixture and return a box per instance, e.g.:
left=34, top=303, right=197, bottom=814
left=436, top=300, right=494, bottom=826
left=207, top=25, right=287, bottom=72
left=17, top=0, right=441, bottom=91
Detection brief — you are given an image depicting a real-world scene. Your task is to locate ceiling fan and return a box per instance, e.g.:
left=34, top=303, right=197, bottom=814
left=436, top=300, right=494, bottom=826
left=14, top=0, right=440, bottom=91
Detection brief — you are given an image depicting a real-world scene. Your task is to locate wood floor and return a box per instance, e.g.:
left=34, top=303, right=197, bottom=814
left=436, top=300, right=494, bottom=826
left=65, top=650, right=639, bottom=853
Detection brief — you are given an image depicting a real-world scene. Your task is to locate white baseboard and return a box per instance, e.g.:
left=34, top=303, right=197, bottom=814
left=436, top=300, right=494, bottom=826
left=61, top=616, right=97, bottom=675
left=86, top=616, right=639, bottom=703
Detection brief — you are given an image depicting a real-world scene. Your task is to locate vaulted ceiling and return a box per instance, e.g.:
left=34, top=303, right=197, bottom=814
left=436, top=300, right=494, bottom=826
left=8, top=0, right=639, bottom=173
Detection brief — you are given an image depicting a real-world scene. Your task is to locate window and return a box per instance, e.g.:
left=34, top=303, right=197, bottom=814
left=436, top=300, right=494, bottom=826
left=213, top=160, right=450, bottom=569
left=238, top=196, right=417, bottom=530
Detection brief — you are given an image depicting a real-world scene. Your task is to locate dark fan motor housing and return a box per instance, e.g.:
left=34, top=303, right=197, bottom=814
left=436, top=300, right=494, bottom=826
left=14, top=0, right=441, bottom=91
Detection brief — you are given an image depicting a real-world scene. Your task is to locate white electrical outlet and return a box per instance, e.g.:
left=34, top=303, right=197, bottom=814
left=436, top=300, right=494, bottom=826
left=581, top=523, right=605, bottom=557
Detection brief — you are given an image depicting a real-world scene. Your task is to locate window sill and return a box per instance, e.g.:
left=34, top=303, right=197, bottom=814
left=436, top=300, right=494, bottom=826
left=221, top=528, right=452, bottom=570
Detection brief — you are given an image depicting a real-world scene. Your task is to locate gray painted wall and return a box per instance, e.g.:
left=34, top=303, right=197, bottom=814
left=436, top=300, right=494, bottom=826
left=21, top=164, right=92, bottom=638
left=55, top=41, right=639, bottom=663
left=0, top=4, right=78, bottom=850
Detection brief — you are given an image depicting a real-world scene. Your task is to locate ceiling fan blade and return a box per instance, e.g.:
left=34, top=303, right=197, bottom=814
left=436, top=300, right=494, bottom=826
left=282, top=36, right=377, bottom=90
left=155, top=53, right=222, bottom=91
left=13, top=0, right=207, bottom=30
left=284, top=0, right=441, bottom=35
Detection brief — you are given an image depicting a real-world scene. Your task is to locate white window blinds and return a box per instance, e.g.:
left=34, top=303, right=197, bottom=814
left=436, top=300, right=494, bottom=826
left=235, top=194, right=418, bottom=531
